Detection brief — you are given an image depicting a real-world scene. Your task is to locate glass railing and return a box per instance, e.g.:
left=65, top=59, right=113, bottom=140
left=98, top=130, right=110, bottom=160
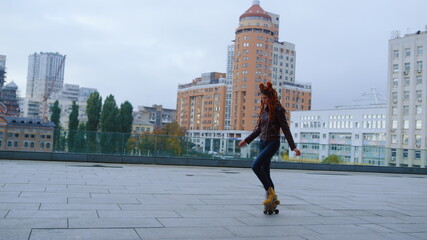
left=1, top=129, right=426, bottom=168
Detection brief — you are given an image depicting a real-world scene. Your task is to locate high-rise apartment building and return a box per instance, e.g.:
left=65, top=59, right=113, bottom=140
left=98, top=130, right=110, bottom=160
left=231, top=1, right=311, bottom=131
left=26, top=52, right=65, bottom=100
left=386, top=29, right=427, bottom=167
left=176, top=72, right=227, bottom=131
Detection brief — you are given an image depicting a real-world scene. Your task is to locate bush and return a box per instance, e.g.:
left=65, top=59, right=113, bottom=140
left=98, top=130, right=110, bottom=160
left=322, top=154, right=342, bottom=164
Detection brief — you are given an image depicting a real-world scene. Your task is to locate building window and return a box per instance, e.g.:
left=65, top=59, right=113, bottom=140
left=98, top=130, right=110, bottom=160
left=14, top=141, right=18, bottom=147
left=404, top=91, right=410, bottom=101
left=392, top=106, right=397, bottom=115
left=416, top=90, right=422, bottom=99
left=415, top=151, right=421, bottom=159
left=416, top=105, right=422, bottom=115
left=393, top=49, right=399, bottom=58
left=416, top=120, right=422, bottom=130
left=392, top=92, right=398, bottom=101
left=40, top=142, right=44, bottom=149
left=24, top=142, right=29, bottom=148
left=46, top=143, right=51, bottom=149
left=392, top=78, right=398, bottom=87
left=403, top=120, right=409, bottom=129
left=417, top=61, right=423, bottom=72
left=403, top=105, right=409, bottom=115
left=393, top=64, right=399, bottom=72
left=391, top=120, right=397, bottom=129
left=417, top=46, right=423, bottom=55
left=7, top=141, right=12, bottom=147
left=417, top=76, right=423, bottom=85
left=415, top=135, right=422, bottom=144
left=402, top=135, right=409, bottom=145
left=14, top=133, right=19, bottom=138
left=25, top=134, right=29, bottom=138
left=404, top=62, right=410, bottom=72
left=404, top=77, right=410, bottom=86
left=391, top=135, right=397, bottom=144
left=405, top=48, right=411, bottom=57
left=30, top=142, right=35, bottom=148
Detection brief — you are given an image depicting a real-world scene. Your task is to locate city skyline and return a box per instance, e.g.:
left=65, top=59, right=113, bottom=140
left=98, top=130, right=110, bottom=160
left=1, top=0, right=427, bottom=110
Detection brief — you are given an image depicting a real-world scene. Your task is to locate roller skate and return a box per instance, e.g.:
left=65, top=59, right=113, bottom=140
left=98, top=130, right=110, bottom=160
left=263, top=187, right=280, bottom=215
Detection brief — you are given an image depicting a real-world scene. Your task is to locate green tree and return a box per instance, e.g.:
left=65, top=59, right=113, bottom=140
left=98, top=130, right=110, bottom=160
left=118, top=101, right=133, bottom=133
left=118, top=101, right=133, bottom=153
left=100, top=94, right=119, bottom=153
left=67, top=101, right=79, bottom=152
left=74, top=122, right=87, bottom=153
left=50, top=100, right=61, bottom=150
left=86, top=92, right=102, bottom=152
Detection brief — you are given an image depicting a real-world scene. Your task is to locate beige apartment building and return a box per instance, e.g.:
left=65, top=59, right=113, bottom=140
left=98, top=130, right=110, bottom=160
left=176, top=72, right=227, bottom=131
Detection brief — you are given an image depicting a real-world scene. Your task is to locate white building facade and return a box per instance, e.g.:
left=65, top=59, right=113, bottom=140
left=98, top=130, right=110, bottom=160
left=386, top=29, right=427, bottom=168
left=290, top=89, right=388, bottom=166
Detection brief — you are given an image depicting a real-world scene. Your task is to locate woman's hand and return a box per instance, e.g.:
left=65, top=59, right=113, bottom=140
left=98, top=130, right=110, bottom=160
left=238, top=140, right=247, bottom=147
left=293, top=148, right=301, bottom=156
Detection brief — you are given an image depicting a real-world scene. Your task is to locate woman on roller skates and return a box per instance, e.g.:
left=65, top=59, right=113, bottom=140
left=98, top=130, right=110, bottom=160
left=239, top=81, right=301, bottom=208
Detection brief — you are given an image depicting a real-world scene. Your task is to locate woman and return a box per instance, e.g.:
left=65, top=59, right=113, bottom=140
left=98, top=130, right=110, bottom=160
left=239, top=82, right=301, bottom=206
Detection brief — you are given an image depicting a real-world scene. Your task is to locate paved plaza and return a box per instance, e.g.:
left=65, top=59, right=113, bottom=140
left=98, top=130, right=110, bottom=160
left=0, top=159, right=426, bottom=240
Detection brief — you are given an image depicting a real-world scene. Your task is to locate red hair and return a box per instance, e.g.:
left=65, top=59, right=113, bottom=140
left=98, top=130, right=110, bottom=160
left=258, top=82, right=284, bottom=122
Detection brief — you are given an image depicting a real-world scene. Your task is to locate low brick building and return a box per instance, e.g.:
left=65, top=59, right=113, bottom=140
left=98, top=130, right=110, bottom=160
left=0, top=116, right=55, bottom=152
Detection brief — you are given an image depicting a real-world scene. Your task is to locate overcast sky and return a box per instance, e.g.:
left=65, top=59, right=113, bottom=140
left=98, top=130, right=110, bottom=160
left=1, top=0, right=426, bottom=110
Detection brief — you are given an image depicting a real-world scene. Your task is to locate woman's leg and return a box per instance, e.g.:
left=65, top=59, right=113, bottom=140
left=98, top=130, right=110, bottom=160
left=252, top=140, right=280, bottom=190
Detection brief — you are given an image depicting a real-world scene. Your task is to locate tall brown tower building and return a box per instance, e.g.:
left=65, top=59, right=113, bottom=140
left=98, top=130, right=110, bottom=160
left=232, top=1, right=276, bottom=131
left=231, top=1, right=311, bottom=131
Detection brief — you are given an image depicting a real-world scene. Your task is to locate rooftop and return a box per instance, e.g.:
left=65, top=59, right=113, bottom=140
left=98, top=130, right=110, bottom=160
left=0, top=159, right=426, bottom=239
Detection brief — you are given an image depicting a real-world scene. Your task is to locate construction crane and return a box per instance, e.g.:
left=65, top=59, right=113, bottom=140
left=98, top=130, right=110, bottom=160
left=42, top=55, right=66, bottom=121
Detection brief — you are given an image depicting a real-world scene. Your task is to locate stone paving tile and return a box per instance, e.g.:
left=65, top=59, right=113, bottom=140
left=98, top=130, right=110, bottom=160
left=0, top=228, right=31, bottom=240
left=211, top=237, right=306, bottom=240
left=226, top=225, right=318, bottom=237
left=302, top=233, right=421, bottom=240
left=380, top=223, right=427, bottom=233
left=157, top=217, right=246, bottom=227
left=236, top=215, right=321, bottom=226
left=0, top=219, right=67, bottom=229
left=0, top=211, right=8, bottom=219
left=0, top=197, right=67, bottom=204
left=409, top=233, right=427, bottom=239
left=7, top=210, right=98, bottom=219
left=40, top=203, right=121, bottom=211
left=135, top=227, right=235, bottom=239
left=355, top=216, right=412, bottom=224
left=29, top=228, right=142, bottom=240
left=98, top=210, right=181, bottom=218
left=68, top=197, right=141, bottom=204
left=119, top=203, right=194, bottom=211
left=0, top=203, right=39, bottom=211
left=1, top=184, right=46, bottom=192
left=174, top=209, right=255, bottom=218
left=303, top=224, right=371, bottom=234
left=69, top=218, right=163, bottom=228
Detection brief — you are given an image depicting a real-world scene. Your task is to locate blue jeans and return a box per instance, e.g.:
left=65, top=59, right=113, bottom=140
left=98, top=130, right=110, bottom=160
left=252, top=140, right=280, bottom=191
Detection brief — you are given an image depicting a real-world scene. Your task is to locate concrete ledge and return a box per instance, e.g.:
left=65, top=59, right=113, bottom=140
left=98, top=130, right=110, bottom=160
left=0, top=150, right=426, bottom=174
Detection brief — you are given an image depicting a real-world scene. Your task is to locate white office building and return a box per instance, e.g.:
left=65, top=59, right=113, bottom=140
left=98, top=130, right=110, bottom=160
left=290, top=88, right=387, bottom=165
left=26, top=52, right=65, bottom=100
left=386, top=28, right=427, bottom=168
